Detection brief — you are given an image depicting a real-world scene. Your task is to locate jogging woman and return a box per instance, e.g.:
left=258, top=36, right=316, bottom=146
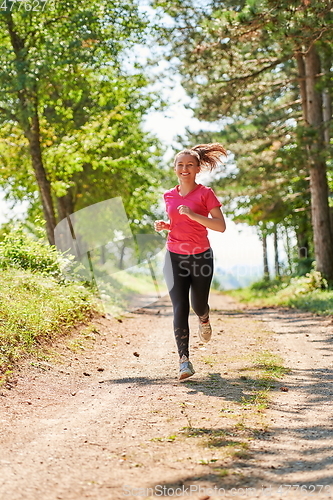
left=154, top=143, right=226, bottom=380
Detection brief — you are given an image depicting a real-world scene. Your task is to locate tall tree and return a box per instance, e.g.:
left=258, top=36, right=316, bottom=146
left=301, top=43, right=333, bottom=281
left=0, top=0, right=149, bottom=244
left=0, top=72, right=164, bottom=233
left=153, top=0, right=333, bottom=281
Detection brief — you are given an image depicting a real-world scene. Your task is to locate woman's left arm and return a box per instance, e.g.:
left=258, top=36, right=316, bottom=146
left=178, top=205, right=226, bottom=233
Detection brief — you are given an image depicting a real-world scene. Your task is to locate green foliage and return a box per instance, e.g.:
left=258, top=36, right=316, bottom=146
left=0, top=267, right=94, bottom=374
left=229, top=270, right=332, bottom=314
left=248, top=269, right=328, bottom=298
left=0, top=0, right=164, bottom=236
left=293, top=256, right=314, bottom=277
left=153, top=0, right=333, bottom=272
left=0, top=226, right=65, bottom=279
left=249, top=277, right=288, bottom=293
left=288, top=290, right=333, bottom=316
left=276, top=269, right=328, bottom=297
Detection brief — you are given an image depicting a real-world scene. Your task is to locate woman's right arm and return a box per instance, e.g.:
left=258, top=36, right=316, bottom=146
left=154, top=220, right=170, bottom=232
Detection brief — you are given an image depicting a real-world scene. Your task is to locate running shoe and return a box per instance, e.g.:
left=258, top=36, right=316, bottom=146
left=198, top=320, right=212, bottom=342
left=179, top=357, right=195, bottom=380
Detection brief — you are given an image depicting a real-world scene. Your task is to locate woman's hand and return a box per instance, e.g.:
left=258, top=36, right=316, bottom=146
left=177, top=205, right=226, bottom=232
left=177, top=205, right=195, bottom=218
left=154, top=220, right=170, bottom=232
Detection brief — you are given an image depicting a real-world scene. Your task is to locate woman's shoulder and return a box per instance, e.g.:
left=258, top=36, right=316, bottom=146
left=197, top=184, right=217, bottom=196
left=164, top=186, right=178, bottom=198
left=197, top=185, right=221, bottom=207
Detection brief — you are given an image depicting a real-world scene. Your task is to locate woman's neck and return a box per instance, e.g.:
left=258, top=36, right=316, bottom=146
left=178, top=181, right=198, bottom=196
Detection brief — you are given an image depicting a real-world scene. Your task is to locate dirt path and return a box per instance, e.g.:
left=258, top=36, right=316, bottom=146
left=1, top=293, right=333, bottom=500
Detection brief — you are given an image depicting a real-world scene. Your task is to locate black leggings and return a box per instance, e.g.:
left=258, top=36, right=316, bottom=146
left=164, top=249, right=213, bottom=359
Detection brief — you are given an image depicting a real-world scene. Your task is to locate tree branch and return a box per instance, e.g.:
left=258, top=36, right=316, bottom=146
left=5, top=12, right=25, bottom=55
left=0, top=106, right=18, bottom=122
left=219, top=57, right=290, bottom=84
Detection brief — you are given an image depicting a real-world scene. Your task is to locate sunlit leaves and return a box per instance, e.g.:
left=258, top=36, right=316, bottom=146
left=0, top=0, right=163, bottom=232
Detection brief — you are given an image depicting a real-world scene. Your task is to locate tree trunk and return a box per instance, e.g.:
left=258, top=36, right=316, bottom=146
left=273, top=225, right=280, bottom=277
left=295, top=215, right=310, bottom=259
left=321, top=44, right=332, bottom=147
left=303, top=44, right=333, bottom=283
left=322, top=87, right=332, bottom=147
left=57, top=190, right=75, bottom=222
left=296, top=52, right=308, bottom=123
left=6, top=12, right=57, bottom=245
left=284, top=227, right=293, bottom=275
left=262, top=231, right=270, bottom=280
left=26, top=112, right=57, bottom=245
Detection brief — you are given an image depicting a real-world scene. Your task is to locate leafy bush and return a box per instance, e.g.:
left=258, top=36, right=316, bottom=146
left=276, top=270, right=328, bottom=300
left=0, top=227, right=67, bottom=279
left=288, top=290, right=333, bottom=315
left=250, top=277, right=288, bottom=293
left=248, top=271, right=327, bottom=299
left=228, top=269, right=331, bottom=314
left=294, top=256, right=314, bottom=276
left=247, top=276, right=291, bottom=298
left=0, top=268, right=94, bottom=373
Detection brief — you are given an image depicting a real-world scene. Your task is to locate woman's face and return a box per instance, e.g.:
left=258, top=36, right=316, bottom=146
left=174, top=154, right=200, bottom=182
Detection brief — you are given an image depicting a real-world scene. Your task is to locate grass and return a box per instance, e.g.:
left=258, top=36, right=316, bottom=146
left=179, top=426, right=253, bottom=462
left=144, top=320, right=289, bottom=476
left=228, top=271, right=333, bottom=315
left=254, top=350, right=291, bottom=379
left=0, top=268, right=95, bottom=376
left=181, top=427, right=226, bottom=438
left=0, top=255, right=168, bottom=379
left=239, top=350, right=290, bottom=411
left=0, top=226, right=169, bottom=377
left=151, top=435, right=177, bottom=442
left=286, top=289, right=333, bottom=314
left=173, top=350, right=288, bottom=467
left=240, top=390, right=270, bottom=411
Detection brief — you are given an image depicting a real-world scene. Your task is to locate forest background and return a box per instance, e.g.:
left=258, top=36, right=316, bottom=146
left=0, top=0, right=332, bottom=291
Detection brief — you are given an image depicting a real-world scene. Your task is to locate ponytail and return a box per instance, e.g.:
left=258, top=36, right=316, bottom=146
left=174, top=143, right=227, bottom=171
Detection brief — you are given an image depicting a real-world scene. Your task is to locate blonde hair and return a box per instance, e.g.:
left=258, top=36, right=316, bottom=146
left=174, top=143, right=227, bottom=171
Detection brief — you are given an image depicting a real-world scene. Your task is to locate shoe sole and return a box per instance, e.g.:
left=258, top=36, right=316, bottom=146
left=179, top=370, right=195, bottom=380
left=198, top=333, right=211, bottom=342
